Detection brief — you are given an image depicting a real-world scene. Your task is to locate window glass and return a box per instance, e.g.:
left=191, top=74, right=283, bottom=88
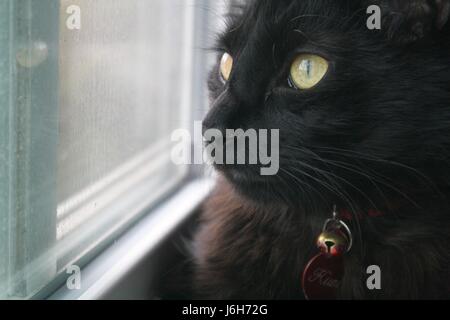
left=0, top=0, right=217, bottom=299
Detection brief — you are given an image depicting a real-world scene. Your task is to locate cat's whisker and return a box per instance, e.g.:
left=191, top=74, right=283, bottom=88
left=314, top=146, right=438, bottom=185
left=312, top=146, right=443, bottom=196
left=283, top=160, right=361, bottom=217
left=276, top=168, right=317, bottom=213
left=278, top=167, right=325, bottom=208
left=281, top=146, right=366, bottom=246
left=281, top=156, right=366, bottom=253
left=289, top=14, right=333, bottom=23
left=283, top=144, right=421, bottom=210
left=285, top=159, right=375, bottom=213
left=283, top=145, right=380, bottom=208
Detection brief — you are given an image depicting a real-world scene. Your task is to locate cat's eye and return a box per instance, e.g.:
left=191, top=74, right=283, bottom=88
left=219, top=52, right=233, bottom=82
left=289, top=54, right=329, bottom=90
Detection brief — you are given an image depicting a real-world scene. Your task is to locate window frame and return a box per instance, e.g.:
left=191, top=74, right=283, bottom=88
left=47, top=178, right=214, bottom=300
left=0, top=0, right=60, bottom=299
left=36, top=0, right=220, bottom=300
left=1, top=0, right=223, bottom=300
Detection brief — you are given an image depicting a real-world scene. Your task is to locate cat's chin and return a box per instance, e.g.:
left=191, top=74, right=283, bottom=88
left=219, top=167, right=376, bottom=210
left=219, top=168, right=287, bottom=205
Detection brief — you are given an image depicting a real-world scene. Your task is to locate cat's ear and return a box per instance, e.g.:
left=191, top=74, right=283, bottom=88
left=375, top=0, right=450, bottom=44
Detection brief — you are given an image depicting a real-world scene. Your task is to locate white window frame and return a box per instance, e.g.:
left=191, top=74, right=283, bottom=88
left=44, top=0, right=223, bottom=300
left=1, top=0, right=225, bottom=300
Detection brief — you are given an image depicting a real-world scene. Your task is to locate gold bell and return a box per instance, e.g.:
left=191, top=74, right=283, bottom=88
left=317, top=229, right=350, bottom=257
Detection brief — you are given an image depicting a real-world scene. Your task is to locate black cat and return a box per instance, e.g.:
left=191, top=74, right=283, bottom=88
left=193, top=0, right=450, bottom=299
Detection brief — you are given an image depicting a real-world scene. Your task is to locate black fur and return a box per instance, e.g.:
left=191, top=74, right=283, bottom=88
left=193, top=0, right=450, bottom=299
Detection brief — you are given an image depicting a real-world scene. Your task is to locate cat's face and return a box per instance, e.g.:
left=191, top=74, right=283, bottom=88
left=204, top=0, right=450, bottom=209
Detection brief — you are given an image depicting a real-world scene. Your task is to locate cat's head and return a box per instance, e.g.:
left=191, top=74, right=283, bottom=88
left=204, top=0, right=450, bottom=210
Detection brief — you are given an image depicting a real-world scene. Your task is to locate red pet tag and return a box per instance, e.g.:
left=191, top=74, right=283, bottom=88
left=302, top=253, right=344, bottom=300
left=302, top=209, right=353, bottom=300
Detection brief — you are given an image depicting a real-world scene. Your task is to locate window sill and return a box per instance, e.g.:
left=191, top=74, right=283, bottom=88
left=47, top=177, right=215, bottom=300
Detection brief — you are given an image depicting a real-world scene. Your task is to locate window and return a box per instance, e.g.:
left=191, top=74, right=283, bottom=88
left=0, top=0, right=222, bottom=299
